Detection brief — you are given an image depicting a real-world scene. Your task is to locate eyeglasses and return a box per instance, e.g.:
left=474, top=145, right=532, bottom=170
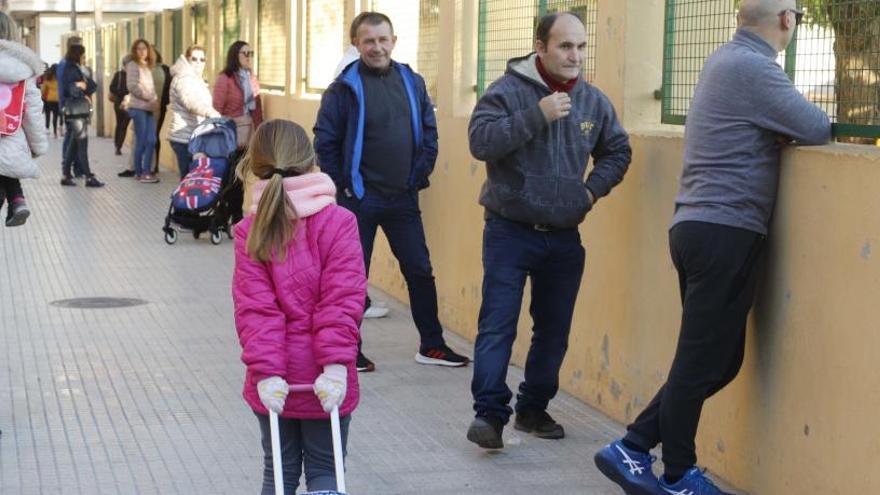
left=239, top=50, right=253, bottom=58
left=779, top=8, right=804, bottom=26
left=189, top=57, right=205, bottom=62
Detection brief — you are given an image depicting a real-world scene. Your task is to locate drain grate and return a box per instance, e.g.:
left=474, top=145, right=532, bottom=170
left=50, top=297, right=149, bottom=309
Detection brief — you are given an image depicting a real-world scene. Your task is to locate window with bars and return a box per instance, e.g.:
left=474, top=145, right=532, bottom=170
left=192, top=3, right=209, bottom=46
left=305, top=0, right=346, bottom=92
left=477, top=0, right=598, bottom=95
left=125, top=20, right=133, bottom=48
left=662, top=0, right=880, bottom=140
left=369, top=0, right=441, bottom=102
left=222, top=0, right=241, bottom=52
left=171, top=9, right=183, bottom=62
left=138, top=18, right=145, bottom=40
left=258, top=0, right=287, bottom=90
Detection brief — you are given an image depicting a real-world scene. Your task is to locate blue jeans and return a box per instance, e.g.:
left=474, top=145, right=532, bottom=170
left=255, top=412, right=350, bottom=495
left=128, top=109, right=157, bottom=176
left=170, top=141, right=192, bottom=179
left=338, top=189, right=445, bottom=350
left=471, top=215, right=586, bottom=422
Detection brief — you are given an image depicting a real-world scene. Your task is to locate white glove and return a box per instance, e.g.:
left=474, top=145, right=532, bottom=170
left=257, top=376, right=289, bottom=414
left=314, top=364, right=347, bottom=413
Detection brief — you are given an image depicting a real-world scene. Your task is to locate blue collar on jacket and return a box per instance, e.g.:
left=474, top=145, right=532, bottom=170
left=336, top=59, right=422, bottom=199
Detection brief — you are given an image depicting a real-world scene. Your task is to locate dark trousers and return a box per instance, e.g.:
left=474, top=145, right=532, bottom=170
left=255, top=412, right=350, bottom=495
left=63, top=118, right=92, bottom=178
left=624, top=221, right=765, bottom=476
left=170, top=141, right=191, bottom=179
left=44, top=102, right=60, bottom=135
left=154, top=108, right=167, bottom=173
left=61, top=118, right=85, bottom=177
left=0, top=175, right=24, bottom=217
left=471, top=215, right=586, bottom=422
left=113, top=103, right=130, bottom=151
left=338, top=189, right=445, bottom=350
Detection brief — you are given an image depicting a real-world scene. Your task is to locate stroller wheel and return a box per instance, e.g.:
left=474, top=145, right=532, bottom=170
left=226, top=225, right=234, bottom=239
left=210, top=231, right=223, bottom=245
left=164, top=229, right=178, bottom=245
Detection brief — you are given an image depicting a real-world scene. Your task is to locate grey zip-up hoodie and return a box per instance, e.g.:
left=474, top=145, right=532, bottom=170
left=469, top=53, right=631, bottom=228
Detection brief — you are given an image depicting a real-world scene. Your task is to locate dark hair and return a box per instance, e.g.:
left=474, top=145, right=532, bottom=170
left=65, top=44, right=85, bottom=64
left=350, top=12, right=393, bottom=40
left=44, top=64, right=57, bottom=81
left=535, top=11, right=584, bottom=45
left=222, top=40, right=249, bottom=77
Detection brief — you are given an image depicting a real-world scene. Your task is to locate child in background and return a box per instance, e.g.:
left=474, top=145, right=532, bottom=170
left=0, top=17, right=49, bottom=227
left=231, top=119, right=365, bottom=494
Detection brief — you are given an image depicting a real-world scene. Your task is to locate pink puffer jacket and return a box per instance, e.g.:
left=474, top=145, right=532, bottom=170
left=232, top=173, right=365, bottom=419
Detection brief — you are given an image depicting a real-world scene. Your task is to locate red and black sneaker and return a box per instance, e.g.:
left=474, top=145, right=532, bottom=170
left=356, top=351, right=376, bottom=373
left=415, top=345, right=470, bottom=367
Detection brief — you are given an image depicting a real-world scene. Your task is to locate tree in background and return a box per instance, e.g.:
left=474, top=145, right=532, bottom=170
left=802, top=0, right=880, bottom=143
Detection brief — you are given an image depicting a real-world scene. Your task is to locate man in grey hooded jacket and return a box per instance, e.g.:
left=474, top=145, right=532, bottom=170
left=466, top=11, right=631, bottom=449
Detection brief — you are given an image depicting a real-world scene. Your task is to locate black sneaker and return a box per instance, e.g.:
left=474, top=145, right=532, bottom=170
left=85, top=176, right=105, bottom=188
left=356, top=351, right=375, bottom=373
left=60, top=176, right=76, bottom=186
left=5, top=200, right=30, bottom=227
left=467, top=415, right=504, bottom=449
left=415, top=345, right=470, bottom=367
left=117, top=169, right=136, bottom=177
left=514, top=409, right=565, bottom=439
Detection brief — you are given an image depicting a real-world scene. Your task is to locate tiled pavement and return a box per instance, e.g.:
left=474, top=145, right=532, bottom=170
left=0, top=133, right=733, bottom=494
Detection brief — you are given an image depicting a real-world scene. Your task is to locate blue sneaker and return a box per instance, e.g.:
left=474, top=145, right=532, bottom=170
left=594, top=439, right=661, bottom=495
left=659, top=467, right=733, bottom=495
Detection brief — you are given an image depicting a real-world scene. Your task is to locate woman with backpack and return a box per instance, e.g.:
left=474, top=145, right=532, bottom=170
left=0, top=12, right=48, bottom=226
left=168, top=45, right=220, bottom=179
left=60, top=44, right=103, bottom=188
left=41, top=64, right=61, bottom=138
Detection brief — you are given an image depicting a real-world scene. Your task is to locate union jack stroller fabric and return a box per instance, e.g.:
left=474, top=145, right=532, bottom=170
left=162, top=118, right=238, bottom=245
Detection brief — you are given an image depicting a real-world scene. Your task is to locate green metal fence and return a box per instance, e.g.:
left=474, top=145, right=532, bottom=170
left=171, top=9, right=183, bottom=62
left=476, top=0, right=598, bottom=95
left=661, top=0, right=880, bottom=140
left=222, top=0, right=241, bottom=52
left=192, top=2, right=209, bottom=46
left=257, top=0, right=287, bottom=90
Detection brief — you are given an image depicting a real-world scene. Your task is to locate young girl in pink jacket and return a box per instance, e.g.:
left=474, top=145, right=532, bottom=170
left=231, top=119, right=365, bottom=494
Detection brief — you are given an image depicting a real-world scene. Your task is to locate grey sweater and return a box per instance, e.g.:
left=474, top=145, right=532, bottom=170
left=469, top=54, right=631, bottom=229
left=672, top=29, right=831, bottom=235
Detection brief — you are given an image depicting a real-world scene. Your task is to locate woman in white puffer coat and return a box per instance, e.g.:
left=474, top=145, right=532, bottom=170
left=0, top=12, right=48, bottom=227
left=168, top=45, right=220, bottom=179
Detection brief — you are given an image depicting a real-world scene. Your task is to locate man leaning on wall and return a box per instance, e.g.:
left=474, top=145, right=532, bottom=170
left=465, top=11, right=632, bottom=450
left=314, top=11, right=470, bottom=373
left=594, top=1, right=831, bottom=494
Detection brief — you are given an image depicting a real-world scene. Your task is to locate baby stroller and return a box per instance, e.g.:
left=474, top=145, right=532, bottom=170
left=162, top=118, right=238, bottom=245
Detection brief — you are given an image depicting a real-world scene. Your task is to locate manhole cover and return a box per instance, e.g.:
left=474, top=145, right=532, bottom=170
left=50, top=297, right=149, bottom=309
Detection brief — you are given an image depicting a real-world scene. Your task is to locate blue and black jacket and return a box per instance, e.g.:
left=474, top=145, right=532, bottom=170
left=314, top=60, right=438, bottom=199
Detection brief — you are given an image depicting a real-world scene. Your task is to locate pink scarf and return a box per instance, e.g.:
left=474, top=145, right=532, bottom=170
left=250, top=172, right=337, bottom=218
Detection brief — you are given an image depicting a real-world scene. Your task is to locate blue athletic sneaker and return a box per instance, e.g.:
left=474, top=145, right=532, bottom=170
left=594, top=439, right=661, bottom=495
left=659, top=467, right=733, bottom=495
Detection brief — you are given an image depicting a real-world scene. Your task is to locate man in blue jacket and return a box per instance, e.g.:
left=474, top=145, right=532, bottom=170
left=314, top=12, right=469, bottom=372
left=594, top=1, right=830, bottom=493
left=466, top=11, right=631, bottom=450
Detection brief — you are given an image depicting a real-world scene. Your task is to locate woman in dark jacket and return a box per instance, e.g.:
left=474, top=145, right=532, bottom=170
left=60, top=44, right=103, bottom=187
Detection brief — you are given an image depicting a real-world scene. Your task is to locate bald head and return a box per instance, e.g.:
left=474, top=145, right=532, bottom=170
left=738, top=0, right=795, bottom=27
